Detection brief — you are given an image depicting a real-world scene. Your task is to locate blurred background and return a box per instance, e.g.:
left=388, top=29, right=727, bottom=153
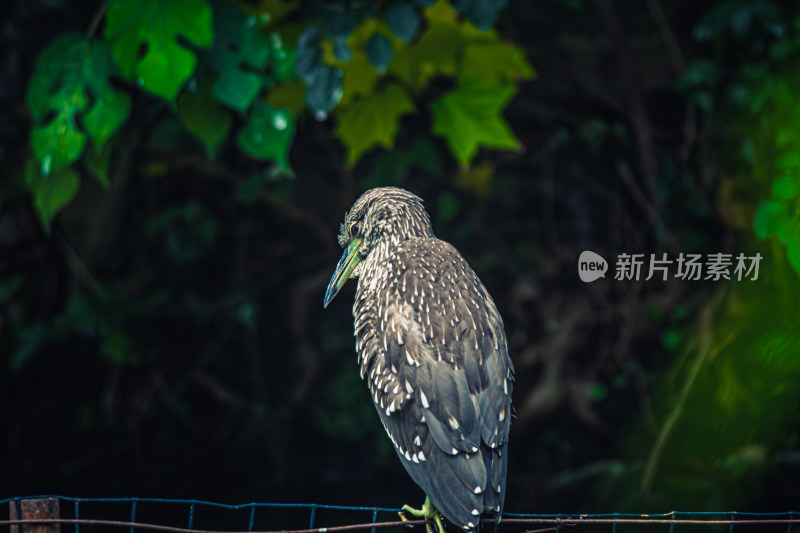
left=2, top=0, right=800, bottom=519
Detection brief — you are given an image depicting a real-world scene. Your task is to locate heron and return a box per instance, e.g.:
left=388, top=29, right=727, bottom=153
left=323, top=187, right=513, bottom=533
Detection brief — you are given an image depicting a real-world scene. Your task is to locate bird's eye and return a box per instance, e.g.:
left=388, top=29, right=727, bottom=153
left=350, top=222, right=361, bottom=237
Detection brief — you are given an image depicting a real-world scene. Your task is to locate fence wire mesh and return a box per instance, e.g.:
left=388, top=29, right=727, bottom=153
left=1, top=496, right=798, bottom=533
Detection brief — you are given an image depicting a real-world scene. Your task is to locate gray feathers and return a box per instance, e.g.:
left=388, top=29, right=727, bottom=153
left=338, top=188, right=514, bottom=532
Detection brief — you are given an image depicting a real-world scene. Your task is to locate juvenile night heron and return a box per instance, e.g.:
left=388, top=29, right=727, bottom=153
left=324, top=187, right=514, bottom=533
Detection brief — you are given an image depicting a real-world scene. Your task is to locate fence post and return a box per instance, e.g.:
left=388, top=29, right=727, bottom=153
left=9, top=498, right=61, bottom=533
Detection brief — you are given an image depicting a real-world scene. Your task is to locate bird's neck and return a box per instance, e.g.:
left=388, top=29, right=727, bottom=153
left=358, top=238, right=396, bottom=287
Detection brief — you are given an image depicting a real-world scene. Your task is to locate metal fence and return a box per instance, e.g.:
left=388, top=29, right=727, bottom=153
left=2, top=496, right=798, bottom=533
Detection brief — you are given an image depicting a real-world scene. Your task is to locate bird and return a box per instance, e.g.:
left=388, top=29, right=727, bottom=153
left=323, top=187, right=514, bottom=533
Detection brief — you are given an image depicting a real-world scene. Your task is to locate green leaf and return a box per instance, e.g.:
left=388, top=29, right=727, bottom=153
left=776, top=152, right=800, bottom=169
left=465, top=0, right=509, bottom=31
left=105, top=0, right=212, bottom=100
left=270, top=36, right=297, bottom=83
left=296, top=27, right=323, bottom=84
left=430, top=81, right=520, bottom=164
left=387, top=2, right=422, bottom=42
left=337, top=45, right=380, bottom=107
left=305, top=65, right=343, bottom=120
left=207, top=0, right=270, bottom=111
left=365, top=31, right=394, bottom=72
left=458, top=42, right=535, bottom=84
left=85, top=141, right=112, bottom=187
left=388, top=3, right=471, bottom=90
left=297, top=27, right=343, bottom=119
left=788, top=240, right=800, bottom=274
left=178, top=78, right=233, bottom=156
left=772, top=172, right=800, bottom=200
left=25, top=160, right=81, bottom=231
left=27, top=33, right=131, bottom=174
left=267, top=80, right=306, bottom=117
left=333, top=38, right=352, bottom=62
left=237, top=100, right=295, bottom=169
left=323, top=12, right=357, bottom=38
left=335, top=83, right=415, bottom=166
left=777, top=215, right=800, bottom=245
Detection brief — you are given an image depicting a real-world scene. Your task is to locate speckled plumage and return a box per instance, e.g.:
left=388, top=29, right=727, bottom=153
left=328, top=187, right=514, bottom=531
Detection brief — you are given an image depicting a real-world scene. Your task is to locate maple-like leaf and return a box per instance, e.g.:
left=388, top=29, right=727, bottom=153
left=335, top=83, right=415, bottom=166
left=431, top=81, right=520, bottom=165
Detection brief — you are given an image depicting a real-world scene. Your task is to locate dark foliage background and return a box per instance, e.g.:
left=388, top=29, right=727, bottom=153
left=3, top=0, right=800, bottom=520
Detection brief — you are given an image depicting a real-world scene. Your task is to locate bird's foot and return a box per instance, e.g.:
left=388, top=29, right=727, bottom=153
left=398, top=496, right=445, bottom=533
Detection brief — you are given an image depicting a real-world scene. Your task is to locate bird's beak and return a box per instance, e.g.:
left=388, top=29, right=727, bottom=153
left=323, top=237, right=362, bottom=308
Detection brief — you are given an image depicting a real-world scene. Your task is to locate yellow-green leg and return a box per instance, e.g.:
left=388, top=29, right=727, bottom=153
left=398, top=496, right=445, bottom=533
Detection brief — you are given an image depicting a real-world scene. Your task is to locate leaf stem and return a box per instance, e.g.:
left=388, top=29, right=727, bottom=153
left=86, top=0, right=111, bottom=38
left=640, top=290, right=725, bottom=496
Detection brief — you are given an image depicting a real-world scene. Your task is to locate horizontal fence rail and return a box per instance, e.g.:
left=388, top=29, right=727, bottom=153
left=2, top=497, right=799, bottom=533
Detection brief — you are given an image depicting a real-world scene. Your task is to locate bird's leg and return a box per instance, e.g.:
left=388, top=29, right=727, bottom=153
left=398, top=496, right=445, bottom=533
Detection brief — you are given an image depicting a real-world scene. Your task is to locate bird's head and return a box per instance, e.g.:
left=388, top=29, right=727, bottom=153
left=323, top=187, right=433, bottom=308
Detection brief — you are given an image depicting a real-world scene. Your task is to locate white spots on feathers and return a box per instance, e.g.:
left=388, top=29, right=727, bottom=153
left=448, top=416, right=460, bottom=430
left=471, top=509, right=480, bottom=516
left=473, top=486, right=482, bottom=494
left=414, top=435, right=422, bottom=446
left=420, top=390, right=429, bottom=408
left=417, top=450, right=426, bottom=461
left=367, top=274, right=379, bottom=294
left=499, top=409, right=506, bottom=422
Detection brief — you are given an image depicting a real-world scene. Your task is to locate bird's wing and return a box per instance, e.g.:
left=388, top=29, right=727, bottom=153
left=365, top=238, right=513, bottom=529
